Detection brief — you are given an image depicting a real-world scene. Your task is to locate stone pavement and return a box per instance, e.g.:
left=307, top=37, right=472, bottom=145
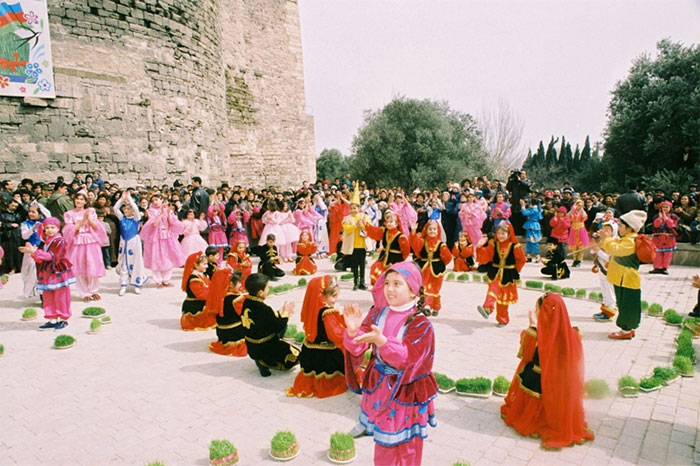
left=0, top=257, right=698, bottom=466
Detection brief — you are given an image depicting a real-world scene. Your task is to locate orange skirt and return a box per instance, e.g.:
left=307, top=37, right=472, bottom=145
left=209, top=339, right=248, bottom=357
left=286, top=370, right=347, bottom=398
left=293, top=256, right=317, bottom=275
left=181, top=311, right=216, bottom=331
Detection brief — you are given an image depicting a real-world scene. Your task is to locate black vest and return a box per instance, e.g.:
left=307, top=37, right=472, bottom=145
left=486, top=241, right=519, bottom=285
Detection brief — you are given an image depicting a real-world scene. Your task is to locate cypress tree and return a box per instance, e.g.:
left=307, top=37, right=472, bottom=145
left=581, top=135, right=591, bottom=163
left=545, top=136, right=559, bottom=166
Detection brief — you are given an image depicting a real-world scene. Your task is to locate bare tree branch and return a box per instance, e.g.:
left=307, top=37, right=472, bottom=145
left=478, top=98, right=527, bottom=178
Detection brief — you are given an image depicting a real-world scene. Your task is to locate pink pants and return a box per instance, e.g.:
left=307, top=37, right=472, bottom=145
left=75, top=275, right=100, bottom=297
left=279, top=243, right=293, bottom=260
left=152, top=270, right=172, bottom=283
left=374, top=437, right=423, bottom=466
left=43, top=287, right=72, bottom=320
left=653, top=251, right=673, bottom=269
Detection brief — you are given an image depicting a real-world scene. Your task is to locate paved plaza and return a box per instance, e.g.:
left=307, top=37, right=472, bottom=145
left=1, top=257, right=699, bottom=466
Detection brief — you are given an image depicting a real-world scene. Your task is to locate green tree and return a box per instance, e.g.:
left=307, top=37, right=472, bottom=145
left=348, top=97, right=490, bottom=189
left=315, top=148, right=348, bottom=182
left=603, top=39, right=700, bottom=187
left=544, top=136, right=559, bottom=167
left=572, top=144, right=581, bottom=171
left=580, top=136, right=591, bottom=164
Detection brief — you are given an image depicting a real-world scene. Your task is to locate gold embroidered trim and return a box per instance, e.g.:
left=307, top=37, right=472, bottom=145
left=217, top=322, right=241, bottom=330
left=245, top=333, right=276, bottom=344
left=516, top=373, right=541, bottom=398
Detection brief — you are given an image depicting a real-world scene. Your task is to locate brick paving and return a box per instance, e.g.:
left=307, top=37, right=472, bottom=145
left=0, top=258, right=698, bottom=466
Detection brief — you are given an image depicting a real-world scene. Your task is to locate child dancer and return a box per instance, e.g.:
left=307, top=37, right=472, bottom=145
left=20, top=201, right=50, bottom=299
left=389, top=193, right=417, bottom=237
left=591, top=221, right=618, bottom=321
left=113, top=192, right=148, bottom=296
left=142, top=195, right=185, bottom=288
left=257, top=234, right=285, bottom=280
left=409, top=220, right=451, bottom=316
left=180, top=209, right=208, bottom=257
left=452, top=231, right=474, bottom=272
left=292, top=230, right=318, bottom=275
left=207, top=203, right=228, bottom=263
left=567, top=200, right=589, bottom=267
left=549, top=206, right=571, bottom=257
left=540, top=237, right=570, bottom=280
left=260, top=200, right=288, bottom=258
left=364, top=210, right=410, bottom=285
left=328, top=194, right=350, bottom=255
left=520, top=198, right=543, bottom=262
left=279, top=202, right=300, bottom=262
left=459, top=192, right=486, bottom=246
left=341, top=185, right=372, bottom=290
left=312, top=193, right=330, bottom=257
left=650, top=200, right=678, bottom=275
left=227, top=207, right=250, bottom=248
left=476, top=222, right=526, bottom=326
left=180, top=251, right=216, bottom=331
left=501, top=293, right=594, bottom=448
left=287, top=275, right=347, bottom=398
left=343, top=261, right=437, bottom=466
left=598, top=210, right=646, bottom=340
left=62, top=192, right=107, bottom=301
left=226, top=240, right=253, bottom=286
left=206, top=269, right=248, bottom=356
left=241, top=273, right=300, bottom=377
left=20, top=217, right=75, bottom=331
left=204, top=245, right=219, bottom=279
left=490, top=192, right=512, bottom=231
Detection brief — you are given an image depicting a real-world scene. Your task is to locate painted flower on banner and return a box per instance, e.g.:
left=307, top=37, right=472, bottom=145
left=0, top=76, right=9, bottom=88
left=19, top=86, right=26, bottom=93
left=23, top=11, right=39, bottom=25
left=25, top=62, right=42, bottom=79
left=37, top=79, right=51, bottom=92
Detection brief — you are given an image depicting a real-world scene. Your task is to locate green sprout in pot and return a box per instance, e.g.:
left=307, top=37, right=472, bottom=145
left=639, top=376, right=663, bottom=390
left=340, top=273, right=354, bottom=280
left=270, top=430, right=299, bottom=459
left=647, top=303, right=663, bottom=316
left=145, top=462, right=166, bottom=466
left=676, top=340, right=696, bottom=362
left=451, top=462, right=470, bottom=466
left=0, top=344, right=4, bottom=356
left=100, top=316, right=112, bottom=324
left=446, top=272, right=455, bottom=281
left=208, top=439, right=238, bottom=465
left=330, top=253, right=337, bottom=262
left=433, top=372, right=456, bottom=391
left=22, top=307, right=38, bottom=320
left=294, top=331, right=305, bottom=343
left=663, top=309, right=682, bottom=325
left=492, top=375, right=511, bottom=394
left=584, top=379, right=610, bottom=399
left=640, top=300, right=649, bottom=310
left=284, top=324, right=298, bottom=338
left=89, top=318, right=102, bottom=333
left=457, top=273, right=469, bottom=281
left=562, top=287, right=575, bottom=297
left=53, top=334, right=76, bottom=348
left=297, top=278, right=307, bottom=287
left=82, top=306, right=106, bottom=317
left=652, top=366, right=678, bottom=382
left=673, top=355, right=695, bottom=375
left=575, top=288, right=587, bottom=298
left=329, top=432, right=356, bottom=462
left=455, top=377, right=491, bottom=394
left=617, top=375, right=639, bottom=396
left=524, top=280, right=543, bottom=289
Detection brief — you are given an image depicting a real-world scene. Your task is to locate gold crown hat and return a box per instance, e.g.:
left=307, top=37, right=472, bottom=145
left=351, top=181, right=361, bottom=206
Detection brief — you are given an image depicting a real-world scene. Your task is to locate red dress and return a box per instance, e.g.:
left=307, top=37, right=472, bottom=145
left=226, top=251, right=253, bottom=286
left=328, top=201, right=349, bottom=254
left=451, top=241, right=474, bottom=271
left=410, top=223, right=452, bottom=312
left=365, top=224, right=410, bottom=285
left=293, top=240, right=318, bottom=275
left=180, top=272, right=216, bottom=331
left=549, top=216, right=571, bottom=244
left=501, top=293, right=594, bottom=448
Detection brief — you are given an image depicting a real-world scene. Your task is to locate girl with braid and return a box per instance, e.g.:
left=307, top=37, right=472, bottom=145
left=343, top=261, right=437, bottom=466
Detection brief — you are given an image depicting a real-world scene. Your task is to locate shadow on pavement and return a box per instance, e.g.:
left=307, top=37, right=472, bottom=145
left=146, top=318, right=181, bottom=330
left=164, top=339, right=212, bottom=354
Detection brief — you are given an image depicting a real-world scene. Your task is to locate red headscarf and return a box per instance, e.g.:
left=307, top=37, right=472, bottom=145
left=495, top=221, right=519, bottom=245
left=181, top=251, right=204, bottom=291
left=537, top=292, right=591, bottom=447
left=297, top=229, right=313, bottom=243
left=420, top=219, right=443, bottom=248
left=206, top=268, right=232, bottom=316
left=300, top=275, right=336, bottom=342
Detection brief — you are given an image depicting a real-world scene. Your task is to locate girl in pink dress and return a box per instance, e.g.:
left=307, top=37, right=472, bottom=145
left=343, top=261, right=437, bottom=466
left=279, top=202, right=300, bottom=262
left=207, top=203, right=228, bottom=263
left=260, top=200, right=287, bottom=259
left=141, top=195, right=186, bottom=288
left=651, top=201, right=679, bottom=275
left=490, top=192, right=512, bottom=231
left=567, top=200, right=589, bottom=267
left=227, top=208, right=250, bottom=247
left=459, top=192, right=487, bottom=246
left=389, top=194, right=417, bottom=237
left=62, top=192, right=107, bottom=301
left=180, top=209, right=209, bottom=257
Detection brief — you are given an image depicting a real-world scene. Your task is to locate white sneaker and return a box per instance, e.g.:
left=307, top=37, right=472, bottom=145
left=134, top=287, right=141, bottom=295
left=118, top=287, right=126, bottom=297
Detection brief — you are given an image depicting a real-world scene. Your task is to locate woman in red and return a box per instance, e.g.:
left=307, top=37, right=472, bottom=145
left=650, top=200, right=678, bottom=275
left=365, top=210, right=410, bottom=285
left=476, top=222, right=526, bottom=326
left=328, top=193, right=350, bottom=255
left=409, top=219, right=452, bottom=316
left=286, top=275, right=347, bottom=398
left=180, top=251, right=216, bottom=331
left=451, top=231, right=474, bottom=272
left=292, top=230, right=318, bottom=275
left=501, top=292, right=595, bottom=449
left=225, top=240, right=253, bottom=287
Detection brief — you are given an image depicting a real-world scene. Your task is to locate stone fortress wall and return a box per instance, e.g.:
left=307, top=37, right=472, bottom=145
left=0, top=0, right=315, bottom=188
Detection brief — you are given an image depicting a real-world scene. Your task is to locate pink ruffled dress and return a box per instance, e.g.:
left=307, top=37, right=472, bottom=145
left=259, top=211, right=287, bottom=246
left=180, top=219, right=209, bottom=257
left=62, top=208, right=107, bottom=278
left=141, top=207, right=186, bottom=271
left=459, top=201, right=487, bottom=245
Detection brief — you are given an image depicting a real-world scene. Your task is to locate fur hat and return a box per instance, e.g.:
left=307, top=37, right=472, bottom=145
left=545, top=236, right=559, bottom=245
left=619, top=210, right=646, bottom=233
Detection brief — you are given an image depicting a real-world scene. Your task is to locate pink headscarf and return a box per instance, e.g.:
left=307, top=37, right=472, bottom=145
left=38, top=217, right=61, bottom=241
left=371, top=260, right=422, bottom=310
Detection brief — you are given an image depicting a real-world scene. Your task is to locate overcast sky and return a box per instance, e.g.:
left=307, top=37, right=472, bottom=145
left=297, top=0, right=700, bottom=159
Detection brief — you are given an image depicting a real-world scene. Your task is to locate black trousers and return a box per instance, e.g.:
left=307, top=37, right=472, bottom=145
left=350, top=248, right=366, bottom=285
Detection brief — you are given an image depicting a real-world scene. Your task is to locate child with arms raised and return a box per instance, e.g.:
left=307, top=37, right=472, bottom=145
left=142, top=195, right=185, bottom=288
left=113, top=191, right=148, bottom=296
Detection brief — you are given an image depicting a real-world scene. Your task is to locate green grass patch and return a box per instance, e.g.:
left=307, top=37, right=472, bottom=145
left=330, top=431, right=354, bottom=451
left=617, top=375, right=639, bottom=395
left=53, top=334, right=76, bottom=347
left=340, top=273, right=354, bottom=280
left=584, top=379, right=610, bottom=399
left=82, top=306, right=106, bottom=317
left=455, top=377, right=491, bottom=394
left=297, top=278, right=307, bottom=287
left=673, top=355, right=695, bottom=375
left=676, top=341, right=695, bottom=362
left=90, top=318, right=102, bottom=332
left=100, top=316, right=111, bottom=323
left=209, top=439, right=236, bottom=460
left=330, top=253, right=337, bottom=262
left=663, top=309, right=682, bottom=325
left=492, top=375, right=511, bottom=394
left=639, top=376, right=663, bottom=390
left=269, top=284, right=295, bottom=295
left=294, top=331, right=306, bottom=343
left=22, top=307, right=38, bottom=319
left=562, top=287, right=575, bottom=296
left=457, top=273, right=469, bottom=281
left=433, top=372, right=456, bottom=391
left=525, top=280, right=543, bottom=289
left=640, top=300, right=649, bottom=310
left=653, top=366, right=678, bottom=381
left=0, top=344, right=4, bottom=355
left=446, top=272, right=455, bottom=281
left=144, top=462, right=166, bottom=466
left=270, top=430, right=297, bottom=453
left=648, top=303, right=663, bottom=316
left=284, top=324, right=298, bottom=338
left=575, top=288, right=587, bottom=298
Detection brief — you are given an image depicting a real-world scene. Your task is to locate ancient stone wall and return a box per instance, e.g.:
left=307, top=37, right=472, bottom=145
left=0, top=0, right=315, bottom=188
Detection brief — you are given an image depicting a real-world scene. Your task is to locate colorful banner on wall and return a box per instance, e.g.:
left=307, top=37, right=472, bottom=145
left=0, top=0, right=55, bottom=98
